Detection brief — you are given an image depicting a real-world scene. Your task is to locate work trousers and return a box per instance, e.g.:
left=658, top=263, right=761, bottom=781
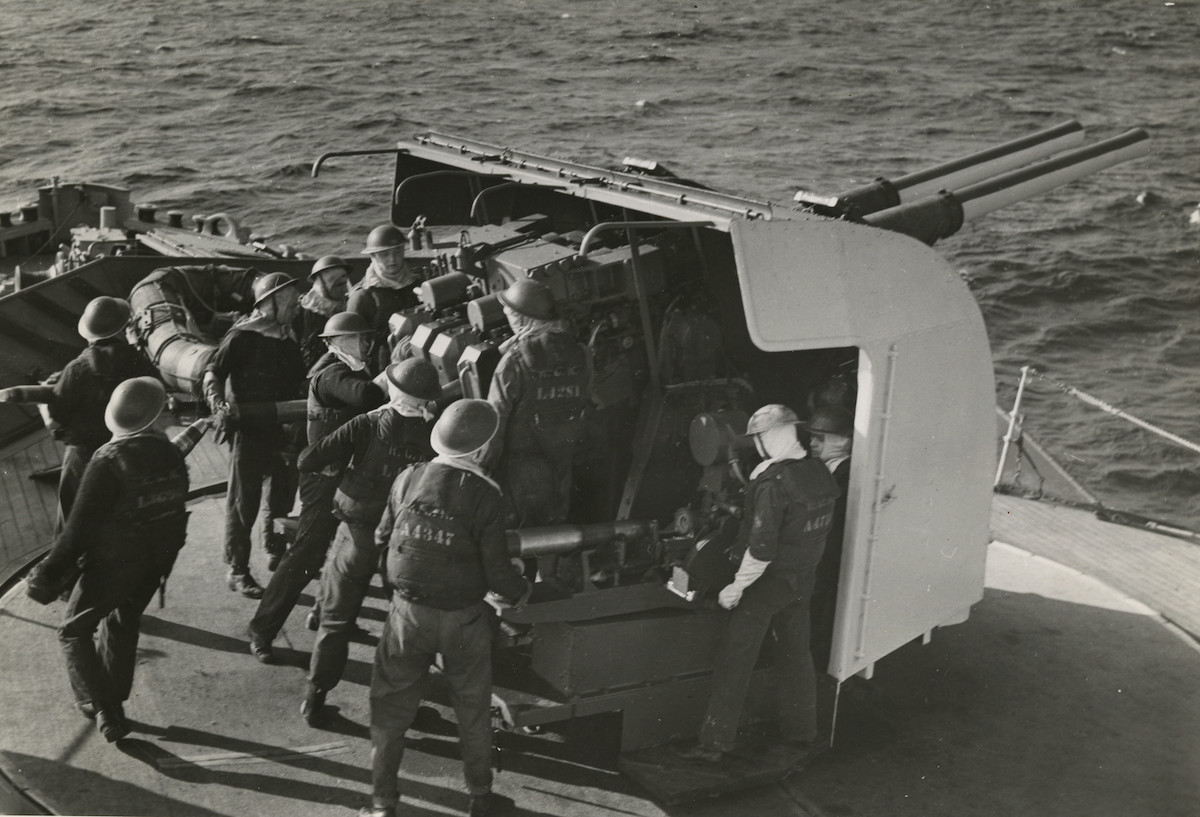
left=59, top=562, right=161, bottom=709
left=57, top=443, right=96, bottom=533
left=308, top=520, right=377, bottom=693
left=224, top=431, right=298, bottom=574
left=699, top=568, right=820, bottom=752
left=249, top=472, right=340, bottom=643
left=369, top=597, right=494, bottom=807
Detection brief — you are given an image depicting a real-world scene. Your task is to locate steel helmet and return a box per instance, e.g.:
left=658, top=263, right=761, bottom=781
left=362, top=224, right=406, bottom=254
left=252, top=272, right=299, bottom=306
left=497, top=278, right=557, bottom=321
left=744, top=404, right=800, bottom=436
left=319, top=311, right=372, bottom=338
left=104, top=376, right=166, bottom=435
left=385, top=358, right=442, bottom=401
left=802, top=406, right=853, bottom=437
left=431, top=398, right=499, bottom=457
left=309, top=255, right=350, bottom=280
left=78, top=296, right=132, bottom=342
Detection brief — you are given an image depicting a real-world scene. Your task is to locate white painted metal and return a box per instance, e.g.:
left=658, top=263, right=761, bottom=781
left=728, top=218, right=995, bottom=681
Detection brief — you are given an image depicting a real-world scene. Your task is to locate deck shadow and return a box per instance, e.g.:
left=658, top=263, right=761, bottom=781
left=2, top=749, right=232, bottom=817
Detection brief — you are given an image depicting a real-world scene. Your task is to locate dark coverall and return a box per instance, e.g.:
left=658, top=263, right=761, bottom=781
left=347, top=282, right=419, bottom=375
left=48, top=338, right=158, bottom=528
left=370, top=460, right=529, bottom=807
left=487, top=330, right=591, bottom=527
left=206, top=325, right=306, bottom=576
left=26, top=434, right=189, bottom=711
left=811, top=457, right=850, bottom=670
left=248, top=352, right=385, bottom=644
left=698, top=456, right=840, bottom=753
left=300, top=407, right=433, bottom=696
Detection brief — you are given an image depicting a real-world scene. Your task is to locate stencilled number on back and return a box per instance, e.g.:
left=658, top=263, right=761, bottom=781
left=398, top=518, right=455, bottom=546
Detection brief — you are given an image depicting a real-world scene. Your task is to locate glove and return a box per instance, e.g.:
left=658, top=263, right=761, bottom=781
left=25, top=576, right=59, bottom=606
left=210, top=401, right=238, bottom=442
left=717, top=552, right=771, bottom=610
left=485, top=579, right=533, bottom=614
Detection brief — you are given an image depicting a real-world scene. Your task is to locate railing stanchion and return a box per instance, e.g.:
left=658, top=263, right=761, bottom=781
left=995, top=365, right=1030, bottom=487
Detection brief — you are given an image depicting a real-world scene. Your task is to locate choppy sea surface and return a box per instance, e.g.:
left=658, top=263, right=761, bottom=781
left=2, top=0, right=1198, bottom=523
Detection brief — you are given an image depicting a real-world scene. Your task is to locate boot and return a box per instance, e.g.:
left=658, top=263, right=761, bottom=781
left=356, top=807, right=395, bottom=817
left=96, top=707, right=130, bottom=743
left=301, top=684, right=326, bottom=727
left=227, top=569, right=264, bottom=599
left=247, top=629, right=274, bottom=664
left=468, top=792, right=515, bottom=817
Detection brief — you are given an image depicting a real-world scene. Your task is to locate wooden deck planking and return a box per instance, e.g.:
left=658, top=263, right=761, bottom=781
left=0, top=430, right=60, bottom=580
left=992, top=492, right=1200, bottom=639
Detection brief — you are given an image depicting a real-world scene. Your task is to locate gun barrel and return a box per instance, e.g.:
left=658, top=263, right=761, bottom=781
left=955, top=128, right=1150, bottom=220
left=865, top=128, right=1150, bottom=244
left=235, top=399, right=308, bottom=425
left=894, top=120, right=1086, bottom=201
left=507, top=520, right=654, bottom=558
left=820, top=121, right=1086, bottom=216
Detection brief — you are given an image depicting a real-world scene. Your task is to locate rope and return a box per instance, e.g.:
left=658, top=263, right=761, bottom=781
left=1029, top=368, right=1200, bottom=458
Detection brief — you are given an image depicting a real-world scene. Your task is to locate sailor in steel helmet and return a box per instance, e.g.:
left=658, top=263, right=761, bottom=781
left=247, top=310, right=388, bottom=663
left=673, top=403, right=841, bottom=765
left=0, top=296, right=158, bottom=535
left=364, top=398, right=529, bottom=817
left=348, top=224, right=421, bottom=373
left=802, top=405, right=854, bottom=668
left=203, top=271, right=307, bottom=600
left=295, top=357, right=441, bottom=726
left=297, top=255, right=354, bottom=367
left=25, top=376, right=189, bottom=744
left=488, top=277, right=592, bottom=528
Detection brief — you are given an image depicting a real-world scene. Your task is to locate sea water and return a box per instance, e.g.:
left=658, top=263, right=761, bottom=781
left=1, top=0, right=1197, bottom=523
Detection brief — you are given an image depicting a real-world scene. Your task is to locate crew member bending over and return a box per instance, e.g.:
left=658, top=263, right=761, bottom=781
left=247, top=312, right=385, bottom=661
left=362, top=398, right=529, bottom=817
left=299, top=359, right=440, bottom=726
left=674, top=403, right=840, bottom=764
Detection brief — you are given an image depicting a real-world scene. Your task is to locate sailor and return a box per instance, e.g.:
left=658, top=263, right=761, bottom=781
left=347, top=224, right=421, bottom=373
left=204, top=271, right=307, bottom=599
left=296, top=255, right=353, bottom=368
left=24, top=377, right=189, bottom=743
left=804, top=405, right=853, bottom=668
left=298, top=358, right=441, bottom=726
left=488, top=277, right=592, bottom=529
left=0, top=296, right=158, bottom=530
left=362, top=398, right=528, bottom=817
left=246, top=311, right=386, bottom=662
left=673, top=404, right=840, bottom=764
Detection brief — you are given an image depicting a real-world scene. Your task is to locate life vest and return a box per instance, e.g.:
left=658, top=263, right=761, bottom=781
left=743, top=457, right=841, bottom=573
left=500, top=332, right=590, bottom=457
left=336, top=408, right=433, bottom=525
left=218, top=327, right=306, bottom=411
left=307, top=357, right=361, bottom=444
left=57, top=342, right=154, bottom=448
left=88, top=435, right=189, bottom=568
left=385, top=461, right=497, bottom=610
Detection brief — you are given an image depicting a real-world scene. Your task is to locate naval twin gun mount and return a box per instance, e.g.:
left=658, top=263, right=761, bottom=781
left=310, top=124, right=1147, bottom=781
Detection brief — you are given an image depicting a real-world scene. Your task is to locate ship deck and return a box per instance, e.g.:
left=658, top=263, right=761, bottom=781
left=1, top=467, right=1199, bottom=815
